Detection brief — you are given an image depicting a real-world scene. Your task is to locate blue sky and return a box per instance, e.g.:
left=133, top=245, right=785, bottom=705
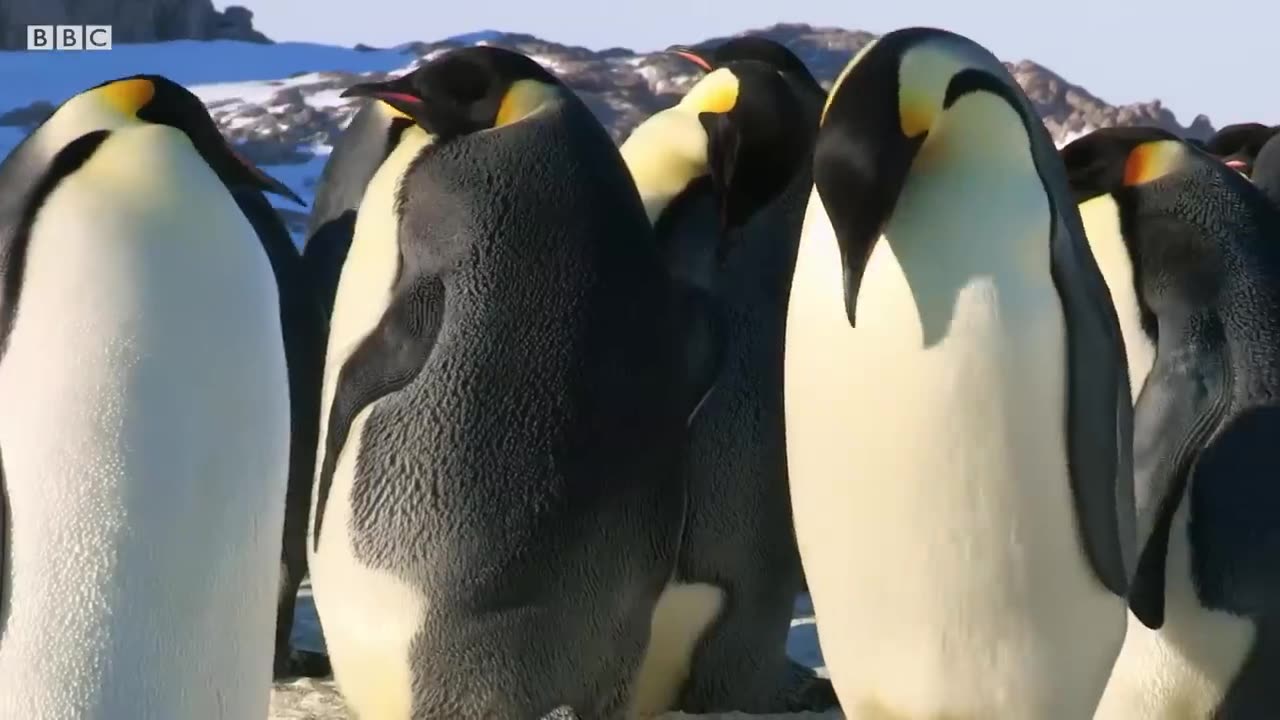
left=244, top=0, right=1271, bottom=128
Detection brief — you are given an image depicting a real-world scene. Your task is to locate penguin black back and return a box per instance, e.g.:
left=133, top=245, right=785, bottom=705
left=231, top=187, right=330, bottom=679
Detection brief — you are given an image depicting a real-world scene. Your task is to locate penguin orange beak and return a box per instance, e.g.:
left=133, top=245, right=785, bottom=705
left=666, top=45, right=714, bottom=73
left=341, top=78, right=426, bottom=118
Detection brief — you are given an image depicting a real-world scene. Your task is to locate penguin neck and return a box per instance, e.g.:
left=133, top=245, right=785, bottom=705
left=33, top=91, right=144, bottom=160
left=620, top=105, right=712, bottom=225
left=870, top=114, right=1052, bottom=344
left=1078, top=194, right=1156, bottom=397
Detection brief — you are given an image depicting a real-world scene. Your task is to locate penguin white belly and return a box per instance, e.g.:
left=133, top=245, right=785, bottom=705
left=308, top=127, right=433, bottom=720
left=0, top=125, right=290, bottom=719
left=1093, top=504, right=1255, bottom=720
left=785, top=191, right=1125, bottom=719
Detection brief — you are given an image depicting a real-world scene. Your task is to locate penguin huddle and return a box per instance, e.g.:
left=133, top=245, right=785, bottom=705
left=2, top=24, right=1280, bottom=720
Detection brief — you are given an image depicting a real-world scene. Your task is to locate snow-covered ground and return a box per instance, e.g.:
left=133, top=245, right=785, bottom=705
left=0, top=40, right=415, bottom=116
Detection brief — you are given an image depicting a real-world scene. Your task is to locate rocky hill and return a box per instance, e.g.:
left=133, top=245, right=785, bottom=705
left=0, top=23, right=1218, bottom=234
left=0, top=0, right=268, bottom=49
left=184, top=23, right=1215, bottom=163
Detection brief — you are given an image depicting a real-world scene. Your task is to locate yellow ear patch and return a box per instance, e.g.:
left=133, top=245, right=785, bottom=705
left=679, top=68, right=739, bottom=115
left=1124, top=140, right=1184, bottom=187
left=495, top=79, right=558, bottom=127
left=94, top=78, right=155, bottom=117
left=899, top=90, right=934, bottom=138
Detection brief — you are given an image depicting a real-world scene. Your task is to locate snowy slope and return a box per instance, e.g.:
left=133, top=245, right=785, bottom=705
left=0, top=39, right=414, bottom=116
left=0, top=34, right=1110, bottom=232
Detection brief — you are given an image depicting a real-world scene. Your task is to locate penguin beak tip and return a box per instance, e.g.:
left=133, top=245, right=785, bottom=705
left=666, top=47, right=714, bottom=72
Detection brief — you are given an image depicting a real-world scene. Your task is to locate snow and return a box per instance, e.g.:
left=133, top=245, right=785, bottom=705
left=1057, top=126, right=1098, bottom=148
left=0, top=40, right=414, bottom=115
left=446, top=30, right=507, bottom=45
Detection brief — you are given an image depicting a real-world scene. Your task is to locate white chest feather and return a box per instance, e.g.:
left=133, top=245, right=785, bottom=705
left=0, top=125, right=291, bottom=719
left=308, top=126, right=433, bottom=720
left=785, top=152, right=1125, bottom=717
left=1078, top=195, right=1155, bottom=397
left=1094, top=503, right=1255, bottom=720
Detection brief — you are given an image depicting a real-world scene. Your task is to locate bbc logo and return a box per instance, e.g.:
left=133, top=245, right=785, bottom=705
left=27, top=25, right=113, bottom=51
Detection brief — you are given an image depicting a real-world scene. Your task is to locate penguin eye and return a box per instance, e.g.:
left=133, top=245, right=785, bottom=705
left=439, top=62, right=491, bottom=105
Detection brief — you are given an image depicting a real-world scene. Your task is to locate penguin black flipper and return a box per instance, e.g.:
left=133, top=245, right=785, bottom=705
left=1048, top=203, right=1137, bottom=598
left=1186, top=406, right=1280, bottom=617
left=311, top=274, right=446, bottom=548
left=1127, top=335, right=1231, bottom=628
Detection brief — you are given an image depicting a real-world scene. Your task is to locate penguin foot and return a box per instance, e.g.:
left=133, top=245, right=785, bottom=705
left=782, top=660, right=839, bottom=713
left=273, top=649, right=333, bottom=680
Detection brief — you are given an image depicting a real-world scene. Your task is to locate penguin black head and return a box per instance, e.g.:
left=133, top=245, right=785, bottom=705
left=1203, top=122, right=1279, bottom=175
left=340, top=47, right=563, bottom=141
left=667, top=36, right=824, bottom=97
left=76, top=74, right=303, bottom=204
left=1058, top=125, right=1255, bottom=220
left=1059, top=125, right=1184, bottom=205
left=624, top=58, right=811, bottom=258
left=1060, top=125, right=1269, bottom=334
left=814, top=27, right=1047, bottom=326
left=700, top=59, right=812, bottom=234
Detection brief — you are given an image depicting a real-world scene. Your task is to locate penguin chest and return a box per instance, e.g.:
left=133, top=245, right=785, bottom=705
left=307, top=127, right=434, bottom=720
left=1095, top=504, right=1256, bottom=720
left=785, top=216, right=1124, bottom=716
left=0, top=126, right=291, bottom=717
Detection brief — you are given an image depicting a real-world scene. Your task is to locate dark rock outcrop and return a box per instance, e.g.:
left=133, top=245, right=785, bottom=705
left=0, top=0, right=269, bottom=50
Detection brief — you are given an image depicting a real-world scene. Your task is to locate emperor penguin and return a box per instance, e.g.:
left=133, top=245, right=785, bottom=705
left=617, top=58, right=833, bottom=714
left=272, top=84, right=419, bottom=682
left=308, top=46, right=719, bottom=719
left=0, top=74, right=299, bottom=718
left=1062, top=126, right=1280, bottom=720
left=667, top=35, right=828, bottom=598
left=785, top=27, right=1137, bottom=718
